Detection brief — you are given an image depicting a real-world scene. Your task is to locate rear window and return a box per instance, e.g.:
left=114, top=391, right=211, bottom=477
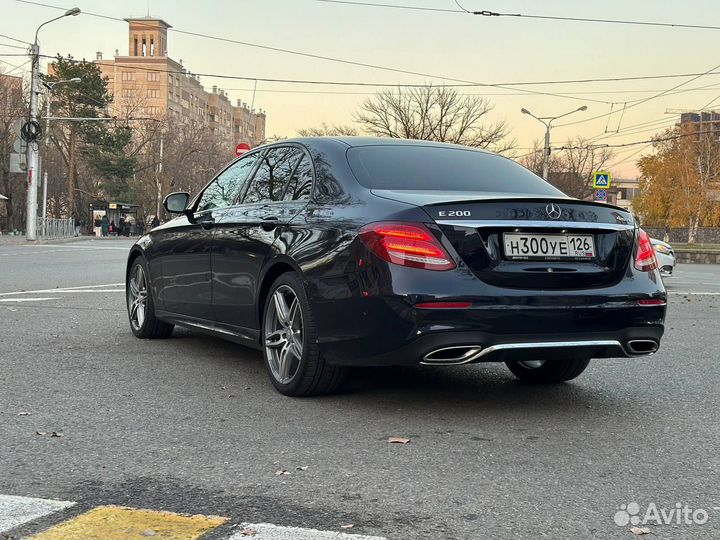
left=347, top=145, right=563, bottom=195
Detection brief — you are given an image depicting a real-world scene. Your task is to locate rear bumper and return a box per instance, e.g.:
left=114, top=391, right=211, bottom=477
left=314, top=288, right=666, bottom=366
left=310, top=263, right=666, bottom=367
left=321, top=324, right=664, bottom=366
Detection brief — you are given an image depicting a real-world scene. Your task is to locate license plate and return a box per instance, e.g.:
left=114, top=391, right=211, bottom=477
left=503, top=233, right=595, bottom=259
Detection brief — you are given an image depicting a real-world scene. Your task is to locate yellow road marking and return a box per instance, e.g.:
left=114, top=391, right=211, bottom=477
left=31, top=505, right=227, bottom=540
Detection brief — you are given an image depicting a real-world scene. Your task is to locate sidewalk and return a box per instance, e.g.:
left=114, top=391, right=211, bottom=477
left=0, top=234, right=139, bottom=245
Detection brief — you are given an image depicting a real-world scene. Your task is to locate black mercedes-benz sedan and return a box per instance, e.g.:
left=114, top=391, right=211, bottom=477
left=126, top=137, right=666, bottom=396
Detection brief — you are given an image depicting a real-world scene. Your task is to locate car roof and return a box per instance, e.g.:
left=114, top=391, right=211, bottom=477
left=280, top=136, right=493, bottom=153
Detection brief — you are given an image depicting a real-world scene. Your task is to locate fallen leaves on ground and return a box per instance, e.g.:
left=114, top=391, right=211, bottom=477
left=238, top=528, right=257, bottom=537
left=630, top=526, right=651, bottom=535
left=387, top=436, right=411, bottom=444
left=340, top=524, right=354, bottom=529
left=17, top=412, right=31, bottom=416
left=296, top=466, right=309, bottom=471
left=35, top=431, right=63, bottom=437
left=274, top=469, right=291, bottom=476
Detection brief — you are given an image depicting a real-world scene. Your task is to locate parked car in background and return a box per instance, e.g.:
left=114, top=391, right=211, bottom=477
left=651, top=238, right=676, bottom=275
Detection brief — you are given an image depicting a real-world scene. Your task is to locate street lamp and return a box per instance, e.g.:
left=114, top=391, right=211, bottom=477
left=25, top=7, right=81, bottom=241
left=521, top=105, right=588, bottom=181
left=40, top=77, right=81, bottom=227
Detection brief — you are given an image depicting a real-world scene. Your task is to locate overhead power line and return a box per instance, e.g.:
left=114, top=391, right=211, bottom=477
left=557, top=60, right=720, bottom=127
left=321, top=0, right=720, bottom=31
left=560, top=129, right=719, bottom=151
left=39, top=53, right=720, bottom=106
left=0, top=58, right=30, bottom=75
left=318, top=0, right=459, bottom=13
left=607, top=143, right=654, bottom=169
left=10, top=0, right=615, bottom=105
left=16, top=1, right=720, bottom=95
left=0, top=32, right=31, bottom=45
left=0, top=42, right=29, bottom=50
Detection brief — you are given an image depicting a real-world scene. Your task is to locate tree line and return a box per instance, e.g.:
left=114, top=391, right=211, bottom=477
left=1, top=64, right=718, bottom=241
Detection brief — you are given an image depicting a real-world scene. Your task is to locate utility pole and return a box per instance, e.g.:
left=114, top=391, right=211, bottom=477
left=25, top=42, right=41, bottom=241
left=23, top=7, right=81, bottom=241
left=156, top=135, right=164, bottom=218
left=542, top=127, right=551, bottom=181
left=41, top=78, right=81, bottom=230
left=521, top=105, right=588, bottom=181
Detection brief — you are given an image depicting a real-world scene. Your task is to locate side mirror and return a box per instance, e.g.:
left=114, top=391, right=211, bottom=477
left=163, top=192, right=190, bottom=214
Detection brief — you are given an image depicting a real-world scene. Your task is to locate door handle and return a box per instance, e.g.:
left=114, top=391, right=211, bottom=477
left=261, top=216, right=279, bottom=231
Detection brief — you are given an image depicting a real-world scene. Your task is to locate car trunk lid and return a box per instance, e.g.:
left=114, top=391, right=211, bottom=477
left=373, top=191, right=635, bottom=290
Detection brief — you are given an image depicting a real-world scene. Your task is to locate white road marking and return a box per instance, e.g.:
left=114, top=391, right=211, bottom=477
left=0, top=283, right=124, bottom=297
left=0, top=297, right=61, bottom=302
left=20, top=244, right=131, bottom=251
left=668, top=291, right=720, bottom=296
left=0, top=494, right=75, bottom=533
left=25, top=290, right=124, bottom=293
left=228, top=523, right=387, bottom=540
left=53, top=283, right=124, bottom=290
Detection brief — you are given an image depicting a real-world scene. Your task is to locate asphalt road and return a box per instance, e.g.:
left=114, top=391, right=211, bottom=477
left=1, top=237, right=719, bottom=539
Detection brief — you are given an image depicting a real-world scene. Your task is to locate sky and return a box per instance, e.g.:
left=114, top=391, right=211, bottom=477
left=2, top=0, right=719, bottom=178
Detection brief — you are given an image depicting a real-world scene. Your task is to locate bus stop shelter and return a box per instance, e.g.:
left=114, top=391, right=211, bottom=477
left=88, top=201, right=141, bottom=235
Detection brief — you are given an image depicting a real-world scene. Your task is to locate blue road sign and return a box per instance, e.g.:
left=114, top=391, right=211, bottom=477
left=594, top=189, right=608, bottom=202
left=593, top=172, right=611, bottom=188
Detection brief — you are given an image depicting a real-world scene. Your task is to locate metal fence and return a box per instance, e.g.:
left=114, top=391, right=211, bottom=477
left=40, top=217, right=76, bottom=239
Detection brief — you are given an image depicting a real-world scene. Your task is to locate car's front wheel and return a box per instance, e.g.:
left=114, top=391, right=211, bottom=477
left=505, top=358, right=590, bottom=383
left=262, top=272, right=344, bottom=396
left=127, top=257, right=174, bottom=339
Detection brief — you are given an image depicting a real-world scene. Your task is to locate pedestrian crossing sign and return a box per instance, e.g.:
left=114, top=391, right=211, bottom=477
left=593, top=171, right=611, bottom=189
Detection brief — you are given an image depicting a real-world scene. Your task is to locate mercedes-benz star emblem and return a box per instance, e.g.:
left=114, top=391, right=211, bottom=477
left=545, top=203, right=562, bottom=220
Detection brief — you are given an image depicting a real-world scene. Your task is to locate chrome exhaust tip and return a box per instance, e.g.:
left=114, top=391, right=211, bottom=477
left=421, top=345, right=483, bottom=365
left=626, top=339, right=659, bottom=355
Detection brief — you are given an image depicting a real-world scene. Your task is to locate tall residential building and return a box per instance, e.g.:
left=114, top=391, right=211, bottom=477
left=679, top=111, right=720, bottom=138
left=95, top=17, right=266, bottom=146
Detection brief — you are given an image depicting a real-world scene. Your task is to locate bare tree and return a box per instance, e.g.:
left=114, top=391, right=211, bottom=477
left=519, top=137, right=613, bottom=198
left=297, top=122, right=358, bottom=137
left=355, top=85, right=514, bottom=153
left=130, top=117, right=230, bottom=221
left=0, top=71, right=27, bottom=231
left=556, top=137, right=614, bottom=199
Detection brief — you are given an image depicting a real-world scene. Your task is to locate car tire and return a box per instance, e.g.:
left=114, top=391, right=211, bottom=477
left=127, top=257, right=174, bottom=339
left=262, top=272, right=345, bottom=396
left=505, top=358, right=590, bottom=383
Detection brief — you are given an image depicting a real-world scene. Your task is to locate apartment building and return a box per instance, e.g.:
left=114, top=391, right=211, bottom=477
left=95, top=17, right=266, bottom=146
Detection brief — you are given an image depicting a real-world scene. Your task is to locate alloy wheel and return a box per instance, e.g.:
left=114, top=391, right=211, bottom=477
left=264, top=285, right=304, bottom=385
left=128, top=264, right=147, bottom=331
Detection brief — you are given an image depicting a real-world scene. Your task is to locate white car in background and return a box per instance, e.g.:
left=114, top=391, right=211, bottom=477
left=651, top=238, right=676, bottom=275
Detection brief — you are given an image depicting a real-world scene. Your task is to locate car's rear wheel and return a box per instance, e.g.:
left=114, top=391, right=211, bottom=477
left=127, top=257, right=174, bottom=339
left=262, top=273, right=344, bottom=396
left=505, top=357, right=590, bottom=383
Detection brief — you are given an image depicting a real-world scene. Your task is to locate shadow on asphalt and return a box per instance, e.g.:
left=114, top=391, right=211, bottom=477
left=168, top=327, right=625, bottom=416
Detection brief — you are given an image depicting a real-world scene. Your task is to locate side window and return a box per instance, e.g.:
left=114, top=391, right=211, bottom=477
left=283, top=154, right=313, bottom=202
left=243, top=147, right=303, bottom=204
left=196, top=153, right=259, bottom=213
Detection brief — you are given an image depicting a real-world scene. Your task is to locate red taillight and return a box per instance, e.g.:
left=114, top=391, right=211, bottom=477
left=634, top=228, right=659, bottom=272
left=359, top=222, right=456, bottom=271
left=638, top=299, right=666, bottom=306
left=415, top=301, right=472, bottom=309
